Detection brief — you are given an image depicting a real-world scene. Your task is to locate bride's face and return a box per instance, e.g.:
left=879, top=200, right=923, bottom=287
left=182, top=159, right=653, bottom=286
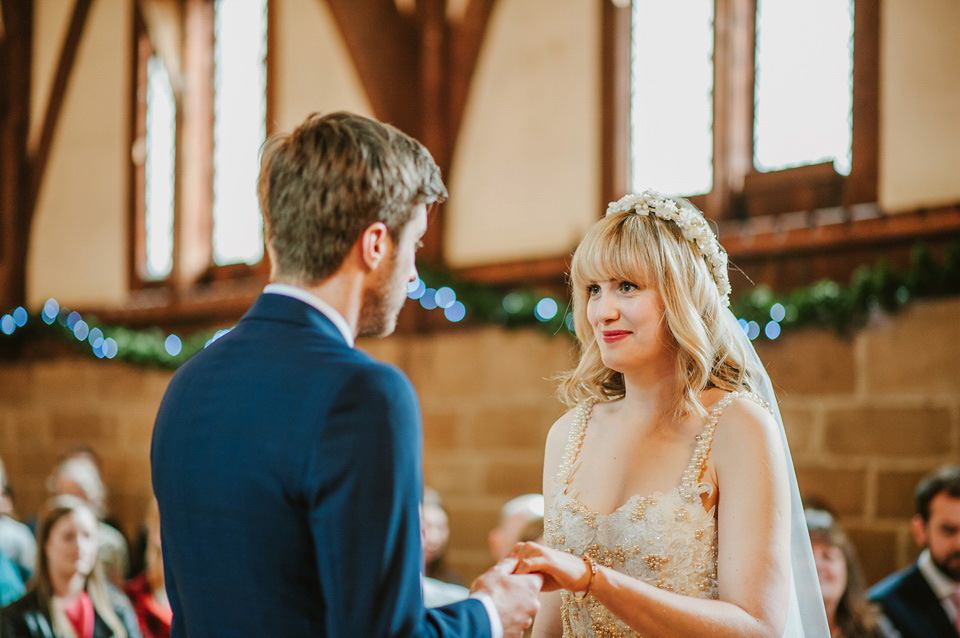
left=586, top=278, right=672, bottom=374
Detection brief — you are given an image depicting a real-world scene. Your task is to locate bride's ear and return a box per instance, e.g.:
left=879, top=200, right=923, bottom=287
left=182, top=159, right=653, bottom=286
left=359, top=222, right=390, bottom=272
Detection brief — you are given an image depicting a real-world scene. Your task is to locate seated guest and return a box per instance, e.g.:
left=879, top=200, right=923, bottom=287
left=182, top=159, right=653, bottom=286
left=49, top=456, right=130, bottom=586
left=0, top=496, right=141, bottom=637
left=0, top=456, right=36, bottom=574
left=420, top=489, right=469, bottom=609
left=124, top=501, right=170, bottom=638
left=870, top=465, right=960, bottom=638
left=487, top=493, right=543, bottom=562
left=0, top=550, right=27, bottom=607
left=806, top=509, right=896, bottom=638
left=422, top=488, right=462, bottom=586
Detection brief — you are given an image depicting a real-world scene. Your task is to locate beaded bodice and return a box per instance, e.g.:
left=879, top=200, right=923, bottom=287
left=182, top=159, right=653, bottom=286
left=544, top=392, right=765, bottom=637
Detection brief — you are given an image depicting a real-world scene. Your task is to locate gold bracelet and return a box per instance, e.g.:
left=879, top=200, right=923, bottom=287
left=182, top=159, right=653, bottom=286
left=572, top=554, right=597, bottom=600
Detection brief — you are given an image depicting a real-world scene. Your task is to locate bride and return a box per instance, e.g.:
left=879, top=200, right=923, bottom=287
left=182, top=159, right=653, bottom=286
left=510, top=192, right=829, bottom=637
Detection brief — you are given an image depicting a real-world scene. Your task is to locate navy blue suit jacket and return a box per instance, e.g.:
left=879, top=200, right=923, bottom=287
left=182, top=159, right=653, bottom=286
left=151, top=293, right=491, bottom=637
left=869, top=563, right=958, bottom=638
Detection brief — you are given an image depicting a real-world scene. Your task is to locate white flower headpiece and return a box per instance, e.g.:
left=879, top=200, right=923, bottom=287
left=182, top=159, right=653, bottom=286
left=606, top=191, right=731, bottom=306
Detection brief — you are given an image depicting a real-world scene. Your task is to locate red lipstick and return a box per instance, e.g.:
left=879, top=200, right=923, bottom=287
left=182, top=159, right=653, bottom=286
left=601, top=330, right=631, bottom=343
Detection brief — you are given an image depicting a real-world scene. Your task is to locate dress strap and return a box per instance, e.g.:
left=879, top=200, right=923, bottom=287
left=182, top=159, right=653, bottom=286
left=678, top=390, right=771, bottom=501
left=555, top=397, right=600, bottom=497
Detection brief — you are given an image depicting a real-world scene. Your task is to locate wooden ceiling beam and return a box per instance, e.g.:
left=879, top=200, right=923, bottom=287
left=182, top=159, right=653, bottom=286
left=324, top=0, right=420, bottom=136
left=448, top=0, right=495, bottom=152
left=0, top=0, right=32, bottom=311
left=720, top=205, right=960, bottom=259
left=28, top=0, right=94, bottom=218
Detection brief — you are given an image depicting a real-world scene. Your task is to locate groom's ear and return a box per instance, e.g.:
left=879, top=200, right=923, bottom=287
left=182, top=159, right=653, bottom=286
left=359, top=222, right=390, bottom=272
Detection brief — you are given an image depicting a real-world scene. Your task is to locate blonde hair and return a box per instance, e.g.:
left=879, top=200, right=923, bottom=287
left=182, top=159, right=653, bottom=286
left=33, top=496, right=128, bottom=638
left=558, top=204, right=759, bottom=419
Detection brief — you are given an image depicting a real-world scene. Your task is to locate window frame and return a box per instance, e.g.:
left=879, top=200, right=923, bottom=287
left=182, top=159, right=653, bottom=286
left=608, top=0, right=879, bottom=220
left=128, top=0, right=271, bottom=297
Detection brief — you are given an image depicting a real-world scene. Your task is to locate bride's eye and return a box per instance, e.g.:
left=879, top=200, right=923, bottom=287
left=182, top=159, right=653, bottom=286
left=619, top=281, right=639, bottom=292
left=586, top=284, right=601, bottom=296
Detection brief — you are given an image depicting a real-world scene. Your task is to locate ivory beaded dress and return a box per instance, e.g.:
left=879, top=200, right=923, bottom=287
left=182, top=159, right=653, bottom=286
left=544, top=391, right=768, bottom=637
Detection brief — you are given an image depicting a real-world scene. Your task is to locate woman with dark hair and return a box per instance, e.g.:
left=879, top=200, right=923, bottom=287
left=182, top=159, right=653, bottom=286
left=0, top=496, right=140, bottom=638
left=806, top=509, right=896, bottom=638
left=124, top=500, right=170, bottom=638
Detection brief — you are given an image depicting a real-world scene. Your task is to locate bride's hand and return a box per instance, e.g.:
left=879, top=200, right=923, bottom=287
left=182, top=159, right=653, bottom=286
left=506, top=542, right=591, bottom=594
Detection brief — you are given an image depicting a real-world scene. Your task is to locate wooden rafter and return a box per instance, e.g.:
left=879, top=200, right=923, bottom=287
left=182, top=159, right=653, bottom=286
left=448, top=0, right=496, bottom=153
left=324, top=0, right=420, bottom=136
left=321, top=0, right=500, bottom=265
left=600, top=0, right=631, bottom=210
left=0, top=0, right=31, bottom=311
left=28, top=0, right=94, bottom=217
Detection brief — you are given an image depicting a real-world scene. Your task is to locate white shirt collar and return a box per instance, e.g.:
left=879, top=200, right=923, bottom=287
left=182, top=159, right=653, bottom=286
left=918, top=548, right=959, bottom=600
left=263, top=283, right=354, bottom=347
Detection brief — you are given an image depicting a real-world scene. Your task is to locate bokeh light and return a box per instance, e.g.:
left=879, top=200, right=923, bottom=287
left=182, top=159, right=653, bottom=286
left=765, top=321, right=781, bottom=339
left=435, top=287, right=456, bottom=309
left=769, top=303, right=786, bottom=322
left=73, top=320, right=90, bottom=341
left=443, top=301, right=466, bottom=323
left=419, top=289, right=438, bottom=310
left=164, top=334, right=182, bottom=356
left=502, top=292, right=524, bottom=314
left=534, top=298, right=559, bottom=322
left=103, top=338, right=119, bottom=359
left=42, top=298, right=60, bottom=324
left=407, top=278, right=426, bottom=299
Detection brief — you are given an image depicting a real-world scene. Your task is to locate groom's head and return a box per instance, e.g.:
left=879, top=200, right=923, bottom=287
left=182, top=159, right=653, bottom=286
left=258, top=112, right=446, bottom=335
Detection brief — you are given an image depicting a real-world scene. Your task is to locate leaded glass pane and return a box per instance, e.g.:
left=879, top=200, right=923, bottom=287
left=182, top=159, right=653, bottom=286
left=213, top=0, right=267, bottom=266
left=631, top=0, right=714, bottom=197
left=145, top=55, right=176, bottom=281
left=754, top=0, right=854, bottom=174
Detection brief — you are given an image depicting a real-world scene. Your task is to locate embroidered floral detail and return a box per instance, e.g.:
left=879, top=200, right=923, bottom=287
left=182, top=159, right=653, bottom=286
left=546, top=392, right=770, bottom=636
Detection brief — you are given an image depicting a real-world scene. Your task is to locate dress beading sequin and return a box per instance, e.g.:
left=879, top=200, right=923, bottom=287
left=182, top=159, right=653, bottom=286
left=544, top=391, right=770, bottom=636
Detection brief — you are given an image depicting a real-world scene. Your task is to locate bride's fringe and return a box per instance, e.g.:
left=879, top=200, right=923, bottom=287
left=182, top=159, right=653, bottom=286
left=557, top=211, right=760, bottom=418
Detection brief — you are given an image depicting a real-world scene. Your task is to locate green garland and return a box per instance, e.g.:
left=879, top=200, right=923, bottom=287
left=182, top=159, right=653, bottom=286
left=1, top=241, right=958, bottom=369
left=731, top=242, right=960, bottom=335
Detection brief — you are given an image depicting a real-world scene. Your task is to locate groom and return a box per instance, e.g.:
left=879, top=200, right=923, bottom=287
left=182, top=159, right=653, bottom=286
left=151, top=112, right=541, bottom=636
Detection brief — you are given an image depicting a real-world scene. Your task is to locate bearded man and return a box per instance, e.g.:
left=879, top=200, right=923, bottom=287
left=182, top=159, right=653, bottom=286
left=871, top=465, right=960, bottom=638
left=151, top=112, right=540, bottom=637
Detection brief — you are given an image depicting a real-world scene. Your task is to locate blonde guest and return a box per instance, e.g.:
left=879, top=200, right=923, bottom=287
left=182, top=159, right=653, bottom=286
left=0, top=497, right=140, bottom=638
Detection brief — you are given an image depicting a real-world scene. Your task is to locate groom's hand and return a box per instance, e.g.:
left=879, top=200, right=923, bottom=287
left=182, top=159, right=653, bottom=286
left=471, top=558, right=542, bottom=638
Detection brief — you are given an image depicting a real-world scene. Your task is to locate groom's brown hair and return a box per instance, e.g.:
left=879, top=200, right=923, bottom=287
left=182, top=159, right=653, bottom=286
left=258, top=112, right=447, bottom=284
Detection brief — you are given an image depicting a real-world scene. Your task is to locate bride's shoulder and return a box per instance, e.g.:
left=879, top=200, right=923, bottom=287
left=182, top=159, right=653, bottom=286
left=710, top=391, right=781, bottom=461
left=545, top=405, right=579, bottom=448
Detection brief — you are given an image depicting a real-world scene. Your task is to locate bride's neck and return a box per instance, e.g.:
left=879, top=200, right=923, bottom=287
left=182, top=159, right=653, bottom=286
left=619, top=374, right=675, bottom=423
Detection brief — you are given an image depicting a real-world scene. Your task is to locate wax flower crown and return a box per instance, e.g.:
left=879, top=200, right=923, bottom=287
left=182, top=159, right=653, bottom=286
left=605, top=191, right=731, bottom=306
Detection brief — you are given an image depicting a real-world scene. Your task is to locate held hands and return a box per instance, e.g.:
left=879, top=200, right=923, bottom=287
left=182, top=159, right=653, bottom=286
left=506, top=542, right=594, bottom=595
left=470, top=558, right=542, bottom=638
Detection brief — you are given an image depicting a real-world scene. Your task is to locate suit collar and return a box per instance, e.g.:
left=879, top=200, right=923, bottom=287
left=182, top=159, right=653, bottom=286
left=243, top=293, right=351, bottom=347
left=919, top=549, right=960, bottom=601
left=903, top=563, right=959, bottom=637
left=262, top=284, right=354, bottom=346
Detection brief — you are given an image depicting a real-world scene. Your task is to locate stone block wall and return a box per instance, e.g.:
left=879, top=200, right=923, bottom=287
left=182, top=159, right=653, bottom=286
left=1, top=297, right=957, bottom=586
left=759, top=298, right=960, bottom=585
left=0, top=359, right=172, bottom=537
